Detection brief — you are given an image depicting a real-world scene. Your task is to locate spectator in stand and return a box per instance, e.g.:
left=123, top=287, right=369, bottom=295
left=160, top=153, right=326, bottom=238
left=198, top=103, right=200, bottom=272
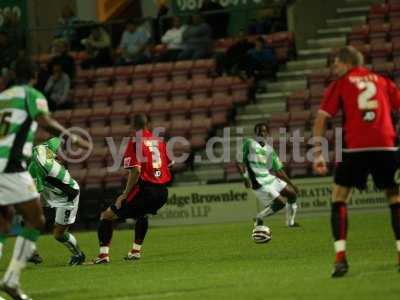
left=0, top=31, right=17, bottom=73
left=48, top=39, right=75, bottom=80
left=214, top=30, right=254, bottom=76
left=55, top=5, right=79, bottom=43
left=158, top=17, right=186, bottom=62
left=178, top=15, right=212, bottom=60
left=80, top=25, right=112, bottom=69
left=44, top=63, right=71, bottom=111
left=3, top=9, right=24, bottom=49
left=245, top=37, right=278, bottom=79
left=118, top=20, right=151, bottom=65
left=200, top=0, right=229, bottom=39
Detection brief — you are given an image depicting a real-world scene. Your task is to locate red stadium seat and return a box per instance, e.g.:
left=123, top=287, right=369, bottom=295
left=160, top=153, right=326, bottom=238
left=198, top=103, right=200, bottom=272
left=191, top=78, right=213, bottom=100
left=115, top=66, right=134, bottom=82
left=90, top=126, right=110, bottom=148
left=72, top=87, right=93, bottom=108
left=171, top=80, right=191, bottom=101
left=52, top=110, right=72, bottom=127
left=133, top=64, right=153, bottom=84
left=94, top=67, right=115, bottom=84
left=75, top=68, right=94, bottom=86
left=109, top=103, right=132, bottom=125
left=131, top=99, right=150, bottom=115
left=192, top=59, right=215, bottom=79
left=172, top=60, right=193, bottom=81
left=151, top=82, right=172, bottom=102
left=171, top=98, right=191, bottom=116
left=89, top=107, right=111, bottom=127
left=152, top=62, right=173, bottom=84
left=288, top=111, right=312, bottom=133
left=86, top=147, right=108, bottom=169
left=92, top=85, right=112, bottom=108
left=369, top=23, right=391, bottom=43
left=347, top=24, right=370, bottom=44
left=70, top=108, right=92, bottom=127
left=287, top=90, right=309, bottom=112
left=112, top=84, right=133, bottom=106
left=132, top=84, right=152, bottom=102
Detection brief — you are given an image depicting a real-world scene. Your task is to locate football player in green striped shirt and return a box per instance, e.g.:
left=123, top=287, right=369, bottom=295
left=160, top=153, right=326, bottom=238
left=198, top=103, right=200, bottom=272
left=0, top=58, right=89, bottom=300
left=28, top=137, right=85, bottom=266
left=240, top=123, right=299, bottom=229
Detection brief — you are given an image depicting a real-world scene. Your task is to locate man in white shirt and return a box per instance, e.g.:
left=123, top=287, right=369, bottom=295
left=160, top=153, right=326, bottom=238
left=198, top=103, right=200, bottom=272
left=158, top=17, right=186, bottom=62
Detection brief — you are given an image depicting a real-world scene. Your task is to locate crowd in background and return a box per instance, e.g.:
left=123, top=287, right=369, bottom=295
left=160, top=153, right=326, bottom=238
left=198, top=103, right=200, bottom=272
left=0, top=1, right=289, bottom=111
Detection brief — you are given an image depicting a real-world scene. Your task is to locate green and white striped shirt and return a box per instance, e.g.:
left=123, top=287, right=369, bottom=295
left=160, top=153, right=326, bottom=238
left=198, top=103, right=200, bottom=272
left=29, top=144, right=79, bottom=208
left=0, top=85, right=49, bottom=173
left=242, top=138, right=283, bottom=189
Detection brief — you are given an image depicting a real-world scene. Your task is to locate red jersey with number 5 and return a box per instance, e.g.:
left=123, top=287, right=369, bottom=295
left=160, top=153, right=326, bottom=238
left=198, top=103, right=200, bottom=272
left=123, top=129, right=172, bottom=184
left=320, top=67, right=400, bottom=151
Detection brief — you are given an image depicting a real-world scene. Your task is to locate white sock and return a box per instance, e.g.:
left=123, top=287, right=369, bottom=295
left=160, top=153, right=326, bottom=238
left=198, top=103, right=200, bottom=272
left=62, top=233, right=81, bottom=256
left=286, top=203, right=298, bottom=225
left=334, top=240, right=346, bottom=253
left=396, top=240, right=400, bottom=252
left=257, top=206, right=275, bottom=219
left=2, top=237, right=36, bottom=288
left=100, top=246, right=109, bottom=255
left=0, top=242, right=4, bottom=260
left=132, top=243, right=141, bottom=252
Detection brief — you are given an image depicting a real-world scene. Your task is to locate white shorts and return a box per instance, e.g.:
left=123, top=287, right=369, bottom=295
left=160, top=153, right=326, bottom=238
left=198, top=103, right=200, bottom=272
left=253, top=178, right=287, bottom=208
left=54, top=196, right=79, bottom=226
left=0, top=172, right=40, bottom=206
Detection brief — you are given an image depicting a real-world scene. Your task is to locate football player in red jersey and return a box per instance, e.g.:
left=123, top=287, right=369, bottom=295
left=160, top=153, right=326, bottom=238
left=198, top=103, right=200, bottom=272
left=312, top=46, right=400, bottom=277
left=94, top=114, right=172, bottom=264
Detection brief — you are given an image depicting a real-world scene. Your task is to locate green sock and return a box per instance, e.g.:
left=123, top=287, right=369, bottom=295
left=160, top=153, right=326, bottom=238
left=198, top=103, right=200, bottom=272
left=20, top=228, right=40, bottom=242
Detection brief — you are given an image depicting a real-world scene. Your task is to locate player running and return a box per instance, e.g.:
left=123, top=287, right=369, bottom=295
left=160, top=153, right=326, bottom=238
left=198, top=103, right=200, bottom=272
left=28, top=137, right=85, bottom=266
left=94, top=114, right=172, bottom=264
left=0, top=58, right=88, bottom=300
left=312, top=46, right=400, bottom=277
left=239, top=123, right=299, bottom=229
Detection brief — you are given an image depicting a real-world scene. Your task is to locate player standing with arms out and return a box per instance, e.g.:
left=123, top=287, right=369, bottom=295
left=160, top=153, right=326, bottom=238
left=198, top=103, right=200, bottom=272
left=94, top=114, right=172, bottom=264
left=0, top=58, right=88, bottom=300
left=239, top=123, right=299, bottom=230
left=312, top=46, right=400, bottom=277
left=28, top=137, right=85, bottom=266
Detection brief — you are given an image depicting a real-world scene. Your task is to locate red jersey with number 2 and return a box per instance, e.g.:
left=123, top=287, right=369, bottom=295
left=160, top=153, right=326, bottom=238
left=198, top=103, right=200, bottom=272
left=123, top=129, right=172, bottom=184
left=320, top=67, right=400, bottom=151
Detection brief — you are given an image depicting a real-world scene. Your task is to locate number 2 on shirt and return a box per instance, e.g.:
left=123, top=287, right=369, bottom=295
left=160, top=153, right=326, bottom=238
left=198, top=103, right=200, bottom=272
left=356, top=81, right=378, bottom=122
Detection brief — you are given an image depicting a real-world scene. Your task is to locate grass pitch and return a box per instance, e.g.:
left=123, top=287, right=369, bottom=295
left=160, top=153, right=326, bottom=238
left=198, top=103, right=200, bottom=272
left=0, top=211, right=399, bottom=300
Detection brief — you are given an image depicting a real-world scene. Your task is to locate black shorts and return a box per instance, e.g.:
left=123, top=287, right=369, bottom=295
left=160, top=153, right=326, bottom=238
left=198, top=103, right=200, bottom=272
left=111, top=181, right=168, bottom=220
left=334, top=151, right=399, bottom=190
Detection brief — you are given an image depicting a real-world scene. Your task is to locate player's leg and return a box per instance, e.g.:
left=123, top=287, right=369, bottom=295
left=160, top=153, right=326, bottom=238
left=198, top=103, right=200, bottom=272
left=125, top=185, right=168, bottom=261
left=54, top=196, right=85, bottom=265
left=386, top=187, right=400, bottom=270
left=0, top=207, right=13, bottom=260
left=281, top=183, right=299, bottom=227
left=330, top=184, right=352, bottom=277
left=1, top=198, right=45, bottom=299
left=125, top=215, right=149, bottom=260
left=95, top=207, right=119, bottom=264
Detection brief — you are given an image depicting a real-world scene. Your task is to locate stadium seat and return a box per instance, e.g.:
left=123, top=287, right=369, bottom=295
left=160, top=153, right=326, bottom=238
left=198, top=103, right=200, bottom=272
left=210, top=108, right=229, bottom=126
left=288, top=111, right=312, bottom=134
left=89, top=107, right=111, bottom=127
left=171, top=60, right=193, bottom=81
left=52, top=110, right=72, bottom=127
left=72, top=87, right=93, bottom=108
left=171, top=80, right=191, bottom=101
left=75, top=68, right=94, bottom=86
left=192, top=59, right=215, bottom=79
left=152, top=62, right=173, bottom=84
left=131, top=99, right=150, bottom=115
left=151, top=82, right=172, bottom=102
left=90, top=126, right=110, bottom=147
left=86, top=147, right=108, bottom=169
left=92, top=85, right=112, bottom=108
left=133, top=64, right=153, bottom=85
left=114, top=66, right=134, bottom=82
left=109, top=103, right=132, bottom=125
left=347, top=24, right=370, bottom=44
left=171, top=98, right=191, bottom=117
left=231, top=78, right=249, bottom=104
left=370, top=23, right=391, bottom=44
left=94, top=67, right=115, bottom=85
left=211, top=95, right=234, bottom=110
left=112, top=83, right=133, bottom=106
left=70, top=108, right=92, bottom=127
left=132, top=84, right=152, bottom=102
left=287, top=90, right=309, bottom=112
left=267, top=112, right=289, bottom=135
left=191, top=78, right=213, bottom=100
left=110, top=124, right=132, bottom=145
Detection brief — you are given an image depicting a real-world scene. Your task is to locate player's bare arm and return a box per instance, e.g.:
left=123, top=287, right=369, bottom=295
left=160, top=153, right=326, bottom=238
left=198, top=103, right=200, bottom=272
left=312, top=111, right=329, bottom=175
left=237, top=162, right=252, bottom=189
left=275, top=170, right=299, bottom=194
left=116, top=166, right=141, bottom=209
left=36, top=114, right=90, bottom=150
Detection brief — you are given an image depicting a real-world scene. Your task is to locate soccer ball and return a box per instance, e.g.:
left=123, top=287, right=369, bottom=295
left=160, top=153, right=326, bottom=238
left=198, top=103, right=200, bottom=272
left=252, top=225, right=272, bottom=244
